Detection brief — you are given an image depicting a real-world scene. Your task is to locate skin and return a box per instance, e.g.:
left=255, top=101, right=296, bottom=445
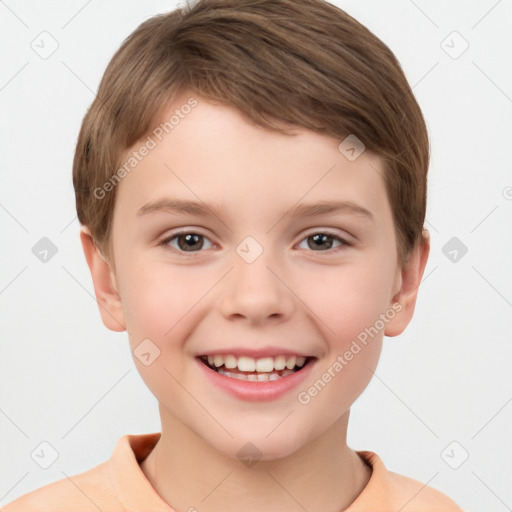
left=81, top=92, right=429, bottom=512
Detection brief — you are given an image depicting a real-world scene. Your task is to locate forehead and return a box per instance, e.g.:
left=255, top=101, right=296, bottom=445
left=115, top=95, right=390, bottom=224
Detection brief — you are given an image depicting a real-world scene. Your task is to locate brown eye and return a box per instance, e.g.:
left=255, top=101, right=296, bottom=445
left=298, top=233, right=347, bottom=251
left=165, top=232, right=213, bottom=252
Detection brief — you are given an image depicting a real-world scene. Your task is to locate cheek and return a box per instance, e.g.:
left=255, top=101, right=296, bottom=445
left=292, top=261, right=393, bottom=414
left=117, top=263, right=199, bottom=407
left=292, top=267, right=389, bottom=421
left=300, top=261, right=395, bottom=346
left=118, top=261, right=213, bottom=342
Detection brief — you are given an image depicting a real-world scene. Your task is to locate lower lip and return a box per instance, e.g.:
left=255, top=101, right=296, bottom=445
left=196, top=357, right=315, bottom=401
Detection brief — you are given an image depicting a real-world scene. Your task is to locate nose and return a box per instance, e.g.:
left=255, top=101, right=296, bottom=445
left=218, top=253, right=295, bottom=326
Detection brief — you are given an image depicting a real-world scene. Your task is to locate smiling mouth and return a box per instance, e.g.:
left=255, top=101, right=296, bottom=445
left=198, top=354, right=315, bottom=382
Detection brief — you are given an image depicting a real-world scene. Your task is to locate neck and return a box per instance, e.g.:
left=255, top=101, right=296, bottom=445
left=141, top=408, right=371, bottom=512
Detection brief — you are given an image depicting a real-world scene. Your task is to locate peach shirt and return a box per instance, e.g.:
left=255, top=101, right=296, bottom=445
left=3, top=432, right=464, bottom=511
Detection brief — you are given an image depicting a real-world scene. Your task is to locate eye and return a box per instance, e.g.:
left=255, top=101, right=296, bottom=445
left=297, top=232, right=349, bottom=251
left=162, top=232, right=214, bottom=252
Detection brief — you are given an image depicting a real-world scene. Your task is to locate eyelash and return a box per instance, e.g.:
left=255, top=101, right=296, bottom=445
left=159, top=230, right=352, bottom=254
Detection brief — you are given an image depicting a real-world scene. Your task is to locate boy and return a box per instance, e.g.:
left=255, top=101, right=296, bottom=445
left=3, top=0, right=464, bottom=510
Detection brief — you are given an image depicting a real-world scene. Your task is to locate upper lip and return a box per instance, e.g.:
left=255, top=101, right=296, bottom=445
left=195, top=347, right=315, bottom=358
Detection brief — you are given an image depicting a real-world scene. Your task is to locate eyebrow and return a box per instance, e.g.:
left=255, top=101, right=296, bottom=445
left=285, top=200, right=374, bottom=221
left=138, top=198, right=226, bottom=219
left=137, top=198, right=374, bottom=222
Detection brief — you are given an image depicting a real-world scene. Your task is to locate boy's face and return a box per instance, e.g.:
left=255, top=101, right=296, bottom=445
left=85, top=93, right=427, bottom=459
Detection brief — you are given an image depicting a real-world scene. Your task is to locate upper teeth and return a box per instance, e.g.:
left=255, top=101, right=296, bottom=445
left=206, top=355, right=307, bottom=372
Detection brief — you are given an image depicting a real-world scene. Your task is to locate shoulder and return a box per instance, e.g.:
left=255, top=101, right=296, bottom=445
left=2, top=461, right=122, bottom=512
left=385, top=468, right=464, bottom=511
left=352, top=451, right=464, bottom=512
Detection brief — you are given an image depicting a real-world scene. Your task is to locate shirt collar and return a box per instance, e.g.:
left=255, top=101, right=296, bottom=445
left=108, top=432, right=392, bottom=511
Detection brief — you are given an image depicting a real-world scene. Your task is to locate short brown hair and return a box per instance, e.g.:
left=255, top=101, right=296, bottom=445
left=73, top=0, right=429, bottom=265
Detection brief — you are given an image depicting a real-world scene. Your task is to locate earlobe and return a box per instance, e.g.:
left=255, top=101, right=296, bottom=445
left=80, top=227, right=126, bottom=332
left=384, top=230, right=430, bottom=337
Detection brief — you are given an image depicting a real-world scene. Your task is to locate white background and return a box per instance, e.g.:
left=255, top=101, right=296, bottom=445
left=1, top=1, right=511, bottom=510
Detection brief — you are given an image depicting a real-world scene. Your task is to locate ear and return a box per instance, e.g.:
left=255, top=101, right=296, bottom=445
left=384, top=230, right=430, bottom=337
left=80, top=227, right=126, bottom=332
